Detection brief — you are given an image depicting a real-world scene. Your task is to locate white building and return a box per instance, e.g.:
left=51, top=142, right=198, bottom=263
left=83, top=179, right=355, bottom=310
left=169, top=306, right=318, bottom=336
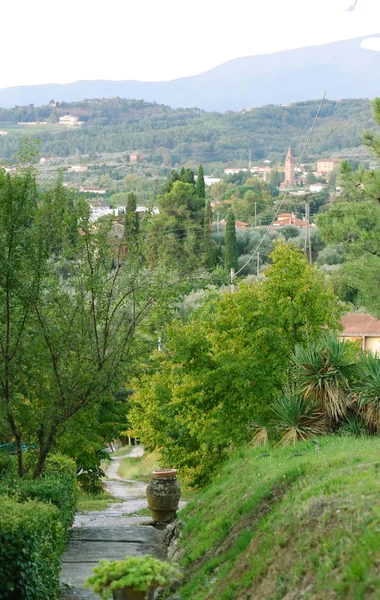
left=310, top=183, right=327, bottom=193
left=0, top=130, right=7, bottom=136
left=59, top=115, right=80, bottom=127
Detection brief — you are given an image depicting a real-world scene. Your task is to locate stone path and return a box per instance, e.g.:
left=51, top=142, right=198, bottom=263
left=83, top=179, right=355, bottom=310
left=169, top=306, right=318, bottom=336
left=60, top=446, right=164, bottom=599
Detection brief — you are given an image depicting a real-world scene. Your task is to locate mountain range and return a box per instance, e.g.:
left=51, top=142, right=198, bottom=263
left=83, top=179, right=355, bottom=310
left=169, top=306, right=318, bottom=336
left=0, top=36, right=379, bottom=112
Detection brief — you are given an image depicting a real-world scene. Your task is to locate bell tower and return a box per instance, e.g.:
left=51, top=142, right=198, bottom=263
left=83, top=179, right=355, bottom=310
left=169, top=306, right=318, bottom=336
left=284, top=147, right=295, bottom=185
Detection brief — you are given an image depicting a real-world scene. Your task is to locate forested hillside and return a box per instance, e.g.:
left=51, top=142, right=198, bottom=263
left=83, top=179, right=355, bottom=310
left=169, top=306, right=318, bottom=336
left=0, top=97, right=375, bottom=166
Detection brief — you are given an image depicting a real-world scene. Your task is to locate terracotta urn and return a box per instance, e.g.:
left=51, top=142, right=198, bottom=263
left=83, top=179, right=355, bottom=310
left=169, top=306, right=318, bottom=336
left=112, top=587, right=154, bottom=600
left=146, top=469, right=181, bottom=523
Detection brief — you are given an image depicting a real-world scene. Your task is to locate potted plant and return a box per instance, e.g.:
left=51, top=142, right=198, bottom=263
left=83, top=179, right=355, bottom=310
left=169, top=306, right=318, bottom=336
left=84, top=555, right=181, bottom=600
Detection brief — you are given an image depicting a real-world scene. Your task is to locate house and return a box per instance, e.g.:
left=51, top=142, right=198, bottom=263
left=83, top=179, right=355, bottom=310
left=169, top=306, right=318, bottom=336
left=0, top=130, right=7, bottom=136
left=68, top=165, right=88, bottom=173
left=224, top=168, right=248, bottom=175
left=130, top=152, right=142, bottom=164
left=59, top=115, right=80, bottom=127
left=339, top=313, right=380, bottom=355
left=317, top=158, right=341, bottom=174
left=310, top=183, right=327, bottom=193
left=272, top=212, right=312, bottom=229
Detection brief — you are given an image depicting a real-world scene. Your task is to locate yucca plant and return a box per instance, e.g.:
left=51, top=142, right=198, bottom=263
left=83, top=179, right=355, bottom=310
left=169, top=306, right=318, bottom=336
left=271, top=391, right=326, bottom=447
left=354, top=352, right=380, bottom=432
left=247, top=419, right=270, bottom=447
left=293, top=334, right=356, bottom=423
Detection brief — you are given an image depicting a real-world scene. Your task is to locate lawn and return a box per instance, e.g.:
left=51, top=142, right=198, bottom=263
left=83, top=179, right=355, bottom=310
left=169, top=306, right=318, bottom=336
left=177, top=436, right=380, bottom=600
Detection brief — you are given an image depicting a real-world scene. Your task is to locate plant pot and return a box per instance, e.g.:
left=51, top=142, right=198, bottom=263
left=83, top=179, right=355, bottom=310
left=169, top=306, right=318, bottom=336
left=146, top=469, right=181, bottom=523
left=112, top=586, right=154, bottom=600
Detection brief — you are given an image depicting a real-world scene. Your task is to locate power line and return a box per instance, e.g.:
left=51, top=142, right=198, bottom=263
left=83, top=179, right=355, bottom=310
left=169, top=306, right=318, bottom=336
left=234, top=93, right=327, bottom=278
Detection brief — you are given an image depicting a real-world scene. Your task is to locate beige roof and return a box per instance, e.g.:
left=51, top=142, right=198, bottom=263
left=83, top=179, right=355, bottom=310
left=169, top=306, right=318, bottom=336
left=341, top=313, right=380, bottom=336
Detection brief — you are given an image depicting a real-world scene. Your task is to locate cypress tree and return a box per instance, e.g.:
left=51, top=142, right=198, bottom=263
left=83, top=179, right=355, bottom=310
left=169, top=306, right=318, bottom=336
left=124, top=192, right=139, bottom=252
left=225, top=209, right=238, bottom=272
left=203, top=199, right=213, bottom=268
left=196, top=164, right=206, bottom=199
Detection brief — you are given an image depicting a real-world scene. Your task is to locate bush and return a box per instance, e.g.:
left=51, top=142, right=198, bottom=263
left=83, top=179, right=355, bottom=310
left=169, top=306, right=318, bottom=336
left=0, top=453, right=77, bottom=533
left=0, top=495, right=64, bottom=600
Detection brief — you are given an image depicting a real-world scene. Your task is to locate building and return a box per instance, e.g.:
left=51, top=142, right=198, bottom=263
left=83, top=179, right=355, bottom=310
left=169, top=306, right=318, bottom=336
left=59, top=115, right=80, bottom=127
left=0, top=130, right=7, bottom=136
left=68, top=165, right=88, bottom=173
left=224, top=168, right=248, bottom=175
left=310, top=183, right=327, bottom=193
left=339, top=313, right=380, bottom=356
left=284, top=147, right=295, bottom=185
left=272, top=212, right=312, bottom=229
left=317, top=158, right=341, bottom=174
left=130, top=152, right=142, bottom=164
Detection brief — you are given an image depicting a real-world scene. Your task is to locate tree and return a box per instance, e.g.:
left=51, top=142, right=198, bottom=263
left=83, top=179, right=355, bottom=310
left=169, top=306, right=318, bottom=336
left=124, top=192, right=139, bottom=252
left=203, top=199, right=213, bottom=268
left=130, top=242, right=342, bottom=485
left=224, top=210, right=238, bottom=272
left=196, top=165, right=206, bottom=199
left=0, top=166, right=167, bottom=478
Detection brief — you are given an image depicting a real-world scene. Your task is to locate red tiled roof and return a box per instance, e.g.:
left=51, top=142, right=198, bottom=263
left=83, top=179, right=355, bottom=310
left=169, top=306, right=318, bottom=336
left=341, top=313, right=380, bottom=335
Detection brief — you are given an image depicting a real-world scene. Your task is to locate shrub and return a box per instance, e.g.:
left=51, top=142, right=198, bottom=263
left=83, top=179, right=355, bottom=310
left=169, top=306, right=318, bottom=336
left=85, top=555, right=181, bottom=599
left=272, top=391, right=326, bottom=446
left=0, top=495, right=64, bottom=600
left=0, top=453, right=77, bottom=533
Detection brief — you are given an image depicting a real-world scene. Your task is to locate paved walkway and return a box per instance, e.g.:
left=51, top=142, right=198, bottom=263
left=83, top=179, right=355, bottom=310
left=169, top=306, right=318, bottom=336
left=60, top=446, right=164, bottom=599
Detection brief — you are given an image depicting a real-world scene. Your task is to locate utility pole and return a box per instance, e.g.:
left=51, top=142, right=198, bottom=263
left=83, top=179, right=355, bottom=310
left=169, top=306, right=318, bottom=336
left=248, top=148, right=252, bottom=171
left=254, top=202, right=257, bottom=228
left=304, top=202, right=312, bottom=262
left=230, top=268, right=236, bottom=293
left=216, top=211, right=220, bottom=234
left=257, top=251, right=260, bottom=276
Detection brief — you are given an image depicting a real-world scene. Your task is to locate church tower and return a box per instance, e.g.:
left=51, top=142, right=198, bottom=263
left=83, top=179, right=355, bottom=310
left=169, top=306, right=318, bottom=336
left=284, top=147, right=295, bottom=185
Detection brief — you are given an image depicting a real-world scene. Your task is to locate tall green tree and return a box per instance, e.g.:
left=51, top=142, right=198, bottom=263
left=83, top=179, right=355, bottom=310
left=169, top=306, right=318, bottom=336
left=130, top=242, right=342, bottom=485
left=224, top=210, right=238, bottom=272
left=203, top=199, right=213, bottom=268
left=0, top=166, right=167, bottom=478
left=124, top=192, right=139, bottom=252
left=196, top=164, right=206, bottom=199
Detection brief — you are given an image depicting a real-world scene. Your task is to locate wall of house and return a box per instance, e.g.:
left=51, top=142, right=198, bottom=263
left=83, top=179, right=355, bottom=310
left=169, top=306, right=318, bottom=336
left=365, top=337, right=380, bottom=356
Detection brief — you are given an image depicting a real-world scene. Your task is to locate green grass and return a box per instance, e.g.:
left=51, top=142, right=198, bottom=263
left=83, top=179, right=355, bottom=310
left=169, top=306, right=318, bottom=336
left=176, top=436, right=380, bottom=600
left=77, top=490, right=122, bottom=512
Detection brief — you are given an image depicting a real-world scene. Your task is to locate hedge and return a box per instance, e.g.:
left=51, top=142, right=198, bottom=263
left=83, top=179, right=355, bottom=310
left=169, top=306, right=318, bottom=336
left=0, top=495, right=64, bottom=600
left=0, top=453, right=77, bottom=533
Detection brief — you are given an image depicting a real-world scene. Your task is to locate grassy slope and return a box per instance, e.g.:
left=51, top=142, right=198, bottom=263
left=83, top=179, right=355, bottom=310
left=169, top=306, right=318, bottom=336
left=176, top=437, right=380, bottom=600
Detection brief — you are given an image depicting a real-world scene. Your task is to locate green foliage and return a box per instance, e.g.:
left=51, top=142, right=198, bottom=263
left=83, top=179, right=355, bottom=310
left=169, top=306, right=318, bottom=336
left=354, top=352, right=380, bottom=432
left=224, top=210, right=238, bottom=272
left=0, top=495, right=64, bottom=600
left=293, top=334, right=356, bottom=423
left=196, top=165, right=206, bottom=199
left=85, top=555, right=181, bottom=599
left=130, top=243, right=342, bottom=485
left=0, top=453, right=77, bottom=533
left=317, top=98, right=380, bottom=314
left=271, top=391, right=326, bottom=446
left=124, top=191, right=139, bottom=251
left=0, top=98, right=375, bottom=164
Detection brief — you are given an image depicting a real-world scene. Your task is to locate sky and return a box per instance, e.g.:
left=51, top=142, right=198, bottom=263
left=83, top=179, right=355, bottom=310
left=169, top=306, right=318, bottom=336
left=1, top=0, right=379, bottom=89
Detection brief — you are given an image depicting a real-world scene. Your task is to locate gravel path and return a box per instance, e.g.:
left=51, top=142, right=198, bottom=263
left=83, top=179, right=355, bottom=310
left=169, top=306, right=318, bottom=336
left=60, top=446, right=163, bottom=599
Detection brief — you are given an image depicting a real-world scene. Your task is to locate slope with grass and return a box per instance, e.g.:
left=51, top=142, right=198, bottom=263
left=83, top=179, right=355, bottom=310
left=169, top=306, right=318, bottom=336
left=176, top=437, right=380, bottom=600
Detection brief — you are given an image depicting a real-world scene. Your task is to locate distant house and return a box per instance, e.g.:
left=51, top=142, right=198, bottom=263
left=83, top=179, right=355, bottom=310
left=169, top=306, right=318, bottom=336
left=130, top=152, right=142, bottom=164
left=310, top=183, right=327, bottom=193
left=79, top=186, right=107, bottom=194
left=0, top=130, right=7, bottom=136
left=317, top=158, right=341, bottom=174
left=68, top=165, right=88, bottom=173
left=59, top=115, right=80, bottom=127
left=272, top=212, right=311, bottom=229
left=224, top=168, right=248, bottom=175
left=339, top=313, right=380, bottom=355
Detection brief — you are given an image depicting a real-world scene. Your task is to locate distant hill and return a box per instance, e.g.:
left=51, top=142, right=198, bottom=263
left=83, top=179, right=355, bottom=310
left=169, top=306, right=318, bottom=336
left=0, top=36, right=379, bottom=111
left=0, top=98, right=376, bottom=165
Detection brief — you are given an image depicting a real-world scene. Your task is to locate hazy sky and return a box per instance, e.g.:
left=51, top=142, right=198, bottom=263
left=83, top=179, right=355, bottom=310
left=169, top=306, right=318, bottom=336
left=1, top=0, right=379, bottom=89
